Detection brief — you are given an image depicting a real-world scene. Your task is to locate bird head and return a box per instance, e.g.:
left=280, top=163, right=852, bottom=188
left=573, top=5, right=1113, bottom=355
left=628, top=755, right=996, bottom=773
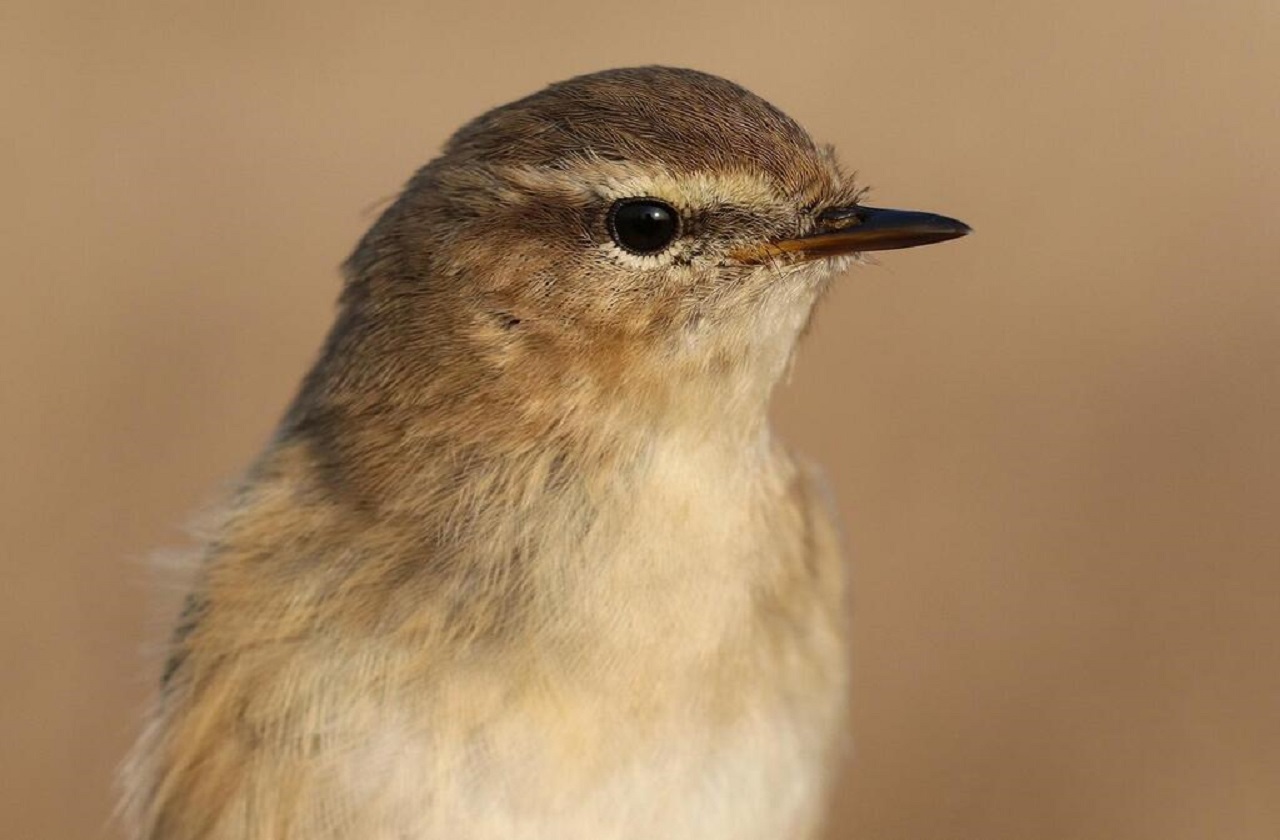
left=301, top=67, right=968, bottom=449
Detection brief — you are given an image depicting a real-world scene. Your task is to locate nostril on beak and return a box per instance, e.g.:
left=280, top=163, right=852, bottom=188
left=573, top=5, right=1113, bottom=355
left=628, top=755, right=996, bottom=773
left=816, top=206, right=865, bottom=229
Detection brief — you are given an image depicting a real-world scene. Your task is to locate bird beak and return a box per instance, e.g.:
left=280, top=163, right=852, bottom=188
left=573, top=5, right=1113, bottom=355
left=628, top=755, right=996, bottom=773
left=735, top=205, right=972, bottom=264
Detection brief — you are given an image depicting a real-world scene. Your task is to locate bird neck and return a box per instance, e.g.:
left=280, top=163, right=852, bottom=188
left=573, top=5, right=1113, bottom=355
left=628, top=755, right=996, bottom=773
left=204, top=294, right=813, bottom=648
left=276, top=366, right=779, bottom=522
left=274, top=287, right=814, bottom=519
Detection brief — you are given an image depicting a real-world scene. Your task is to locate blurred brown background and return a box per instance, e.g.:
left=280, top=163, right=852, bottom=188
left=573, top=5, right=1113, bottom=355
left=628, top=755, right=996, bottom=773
left=4, top=1, right=1278, bottom=838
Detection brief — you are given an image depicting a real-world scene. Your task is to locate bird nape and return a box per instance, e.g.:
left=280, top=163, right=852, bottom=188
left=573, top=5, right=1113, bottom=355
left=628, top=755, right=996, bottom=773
left=122, top=66, right=968, bottom=840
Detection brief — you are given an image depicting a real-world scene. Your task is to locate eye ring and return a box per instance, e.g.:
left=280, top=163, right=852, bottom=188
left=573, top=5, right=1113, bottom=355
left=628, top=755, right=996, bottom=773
left=607, top=198, right=680, bottom=256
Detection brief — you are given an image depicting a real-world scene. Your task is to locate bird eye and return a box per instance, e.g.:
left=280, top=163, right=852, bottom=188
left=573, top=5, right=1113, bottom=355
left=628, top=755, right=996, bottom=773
left=608, top=199, right=679, bottom=255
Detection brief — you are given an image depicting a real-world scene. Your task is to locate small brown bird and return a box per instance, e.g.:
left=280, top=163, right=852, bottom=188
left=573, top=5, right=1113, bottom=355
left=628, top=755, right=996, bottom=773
left=123, top=67, right=969, bottom=839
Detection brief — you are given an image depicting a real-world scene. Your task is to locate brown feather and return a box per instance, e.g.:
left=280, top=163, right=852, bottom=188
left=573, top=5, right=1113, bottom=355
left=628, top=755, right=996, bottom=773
left=123, top=66, right=855, bottom=840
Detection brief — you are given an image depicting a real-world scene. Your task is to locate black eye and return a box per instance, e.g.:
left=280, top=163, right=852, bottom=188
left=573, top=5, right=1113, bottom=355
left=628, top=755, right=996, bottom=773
left=608, top=199, right=679, bottom=255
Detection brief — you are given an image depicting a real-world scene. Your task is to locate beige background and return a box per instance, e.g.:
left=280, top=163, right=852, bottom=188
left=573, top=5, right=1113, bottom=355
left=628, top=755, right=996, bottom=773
left=4, top=1, right=1278, bottom=838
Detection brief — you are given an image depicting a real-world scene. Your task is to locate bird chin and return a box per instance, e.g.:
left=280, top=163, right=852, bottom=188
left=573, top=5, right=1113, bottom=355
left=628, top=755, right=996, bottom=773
left=822, top=252, right=865, bottom=274
left=779, top=251, right=863, bottom=280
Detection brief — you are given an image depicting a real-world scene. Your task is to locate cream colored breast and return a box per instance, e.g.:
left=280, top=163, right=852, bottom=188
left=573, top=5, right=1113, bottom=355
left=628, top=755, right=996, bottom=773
left=337, top=436, right=845, bottom=840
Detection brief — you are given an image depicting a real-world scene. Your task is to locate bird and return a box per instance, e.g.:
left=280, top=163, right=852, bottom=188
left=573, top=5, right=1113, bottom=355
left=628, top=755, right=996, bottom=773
left=121, top=66, right=969, bottom=840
